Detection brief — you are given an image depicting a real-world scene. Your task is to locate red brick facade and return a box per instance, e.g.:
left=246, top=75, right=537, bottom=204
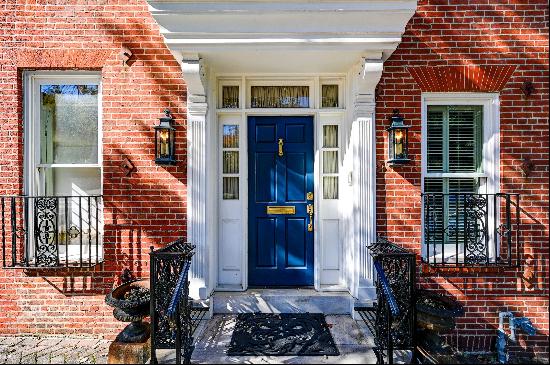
left=0, top=0, right=548, bottom=358
left=0, top=1, right=186, bottom=336
left=376, top=0, right=549, bottom=357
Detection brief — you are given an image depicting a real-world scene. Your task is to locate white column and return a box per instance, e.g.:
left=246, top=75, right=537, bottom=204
left=349, top=59, right=383, bottom=300
left=181, top=55, right=209, bottom=299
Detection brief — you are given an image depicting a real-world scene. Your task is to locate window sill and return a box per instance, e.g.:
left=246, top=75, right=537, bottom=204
left=420, top=262, right=515, bottom=275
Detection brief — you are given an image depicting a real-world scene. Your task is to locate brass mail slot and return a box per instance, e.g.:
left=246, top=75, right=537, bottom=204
left=266, top=206, right=296, bottom=215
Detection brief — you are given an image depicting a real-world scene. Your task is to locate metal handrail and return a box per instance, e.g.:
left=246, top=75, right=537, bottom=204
left=150, top=239, right=196, bottom=365
left=373, top=261, right=400, bottom=318
left=167, top=260, right=192, bottom=321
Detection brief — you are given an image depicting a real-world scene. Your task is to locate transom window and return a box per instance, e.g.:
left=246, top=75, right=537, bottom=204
left=250, top=86, right=310, bottom=108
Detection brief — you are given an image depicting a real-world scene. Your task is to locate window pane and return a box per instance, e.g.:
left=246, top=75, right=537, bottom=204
left=323, top=151, right=338, bottom=173
left=45, top=167, right=101, bottom=196
left=321, top=85, right=338, bottom=108
left=448, top=108, right=481, bottom=172
left=323, top=125, right=338, bottom=148
left=223, top=151, right=239, bottom=174
left=427, top=106, right=482, bottom=173
left=223, top=125, right=239, bottom=148
left=223, top=177, right=239, bottom=200
left=427, top=108, right=444, bottom=172
left=323, top=176, right=338, bottom=199
left=250, top=86, right=309, bottom=108
left=222, top=85, right=239, bottom=108
left=40, top=84, right=98, bottom=164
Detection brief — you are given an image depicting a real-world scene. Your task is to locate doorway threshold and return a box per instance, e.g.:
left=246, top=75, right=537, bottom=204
left=212, top=288, right=352, bottom=315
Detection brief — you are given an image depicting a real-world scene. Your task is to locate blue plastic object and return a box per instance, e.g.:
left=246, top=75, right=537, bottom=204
left=497, top=312, right=537, bottom=364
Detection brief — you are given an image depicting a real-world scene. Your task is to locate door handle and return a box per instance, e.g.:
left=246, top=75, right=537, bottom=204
left=278, top=138, right=284, bottom=157
left=307, top=204, right=314, bottom=232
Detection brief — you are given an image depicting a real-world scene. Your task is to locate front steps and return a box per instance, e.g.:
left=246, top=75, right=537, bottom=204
left=211, top=288, right=354, bottom=314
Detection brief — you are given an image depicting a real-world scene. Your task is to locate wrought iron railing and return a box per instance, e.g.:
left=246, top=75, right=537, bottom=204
left=150, top=239, right=207, bottom=365
left=369, top=237, right=417, bottom=365
left=422, top=193, right=520, bottom=267
left=1, top=195, right=103, bottom=268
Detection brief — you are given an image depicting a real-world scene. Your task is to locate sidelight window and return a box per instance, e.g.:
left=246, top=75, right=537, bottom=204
left=322, top=125, right=339, bottom=199
left=222, top=125, right=240, bottom=199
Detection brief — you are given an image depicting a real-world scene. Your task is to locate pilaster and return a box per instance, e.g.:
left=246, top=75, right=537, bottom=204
left=182, top=54, right=209, bottom=299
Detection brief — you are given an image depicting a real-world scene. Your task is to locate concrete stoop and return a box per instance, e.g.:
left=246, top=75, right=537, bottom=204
left=154, top=289, right=383, bottom=364
left=156, top=314, right=379, bottom=364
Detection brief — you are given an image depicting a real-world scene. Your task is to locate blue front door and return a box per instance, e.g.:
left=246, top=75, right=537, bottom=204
left=248, top=116, right=314, bottom=286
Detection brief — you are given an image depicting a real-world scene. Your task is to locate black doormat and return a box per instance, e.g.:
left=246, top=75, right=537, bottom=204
left=226, top=313, right=340, bottom=356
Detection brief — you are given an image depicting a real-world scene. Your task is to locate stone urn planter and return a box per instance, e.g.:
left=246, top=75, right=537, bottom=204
left=105, top=278, right=151, bottom=364
left=105, top=279, right=151, bottom=342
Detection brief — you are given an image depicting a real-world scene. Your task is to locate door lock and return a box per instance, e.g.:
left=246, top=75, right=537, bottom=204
left=307, top=204, right=314, bottom=232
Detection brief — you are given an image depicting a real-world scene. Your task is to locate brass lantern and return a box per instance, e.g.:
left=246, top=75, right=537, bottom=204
left=387, top=109, right=411, bottom=164
left=154, top=109, right=176, bottom=165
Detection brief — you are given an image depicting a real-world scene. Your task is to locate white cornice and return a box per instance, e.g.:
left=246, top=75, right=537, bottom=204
left=148, top=0, right=418, bottom=61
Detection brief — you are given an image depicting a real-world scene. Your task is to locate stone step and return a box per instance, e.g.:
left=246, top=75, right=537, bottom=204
left=212, top=289, right=353, bottom=314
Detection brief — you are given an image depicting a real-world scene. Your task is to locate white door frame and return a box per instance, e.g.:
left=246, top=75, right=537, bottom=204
left=212, top=74, right=347, bottom=293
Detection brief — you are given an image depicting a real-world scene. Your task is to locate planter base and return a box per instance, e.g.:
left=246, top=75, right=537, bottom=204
left=116, top=321, right=151, bottom=343
left=107, top=337, right=151, bottom=364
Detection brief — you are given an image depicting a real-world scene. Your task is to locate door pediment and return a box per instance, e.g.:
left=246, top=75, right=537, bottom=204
left=148, top=0, right=417, bottom=73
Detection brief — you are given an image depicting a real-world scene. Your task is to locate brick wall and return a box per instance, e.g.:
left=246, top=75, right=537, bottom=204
left=0, top=0, right=186, bottom=337
left=376, top=0, right=549, bottom=358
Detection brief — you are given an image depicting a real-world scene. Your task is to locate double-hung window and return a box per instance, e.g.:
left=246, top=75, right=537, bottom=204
left=422, top=94, right=501, bottom=265
left=24, top=72, right=103, bottom=266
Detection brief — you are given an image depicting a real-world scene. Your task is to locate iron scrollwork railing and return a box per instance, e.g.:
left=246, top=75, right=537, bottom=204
left=1, top=195, right=103, bottom=268
left=150, top=239, right=206, bottom=365
left=422, top=193, right=520, bottom=267
left=368, top=237, right=417, bottom=365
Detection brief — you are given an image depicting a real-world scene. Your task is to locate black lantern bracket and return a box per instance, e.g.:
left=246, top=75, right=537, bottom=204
left=386, top=109, right=411, bottom=165
left=154, top=109, right=177, bottom=165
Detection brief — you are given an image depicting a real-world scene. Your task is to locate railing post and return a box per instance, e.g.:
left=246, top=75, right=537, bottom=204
left=65, top=197, right=69, bottom=268
left=175, top=297, right=182, bottom=365
left=505, top=194, right=512, bottom=266
left=386, top=299, right=393, bottom=365
left=514, top=194, right=520, bottom=267
left=149, top=246, right=157, bottom=365
left=424, top=194, right=430, bottom=264
left=1, top=197, right=5, bottom=267
left=11, top=197, right=17, bottom=267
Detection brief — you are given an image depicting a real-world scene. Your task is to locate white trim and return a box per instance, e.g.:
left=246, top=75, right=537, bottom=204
left=420, top=92, right=501, bottom=260
left=214, top=75, right=349, bottom=292
left=22, top=71, right=103, bottom=263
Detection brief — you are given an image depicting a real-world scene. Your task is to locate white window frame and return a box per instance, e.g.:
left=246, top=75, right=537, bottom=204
left=23, top=71, right=103, bottom=264
left=421, top=92, right=500, bottom=262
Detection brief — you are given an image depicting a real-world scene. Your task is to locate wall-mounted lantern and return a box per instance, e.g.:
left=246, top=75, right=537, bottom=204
left=154, top=109, right=176, bottom=165
left=387, top=109, right=411, bottom=164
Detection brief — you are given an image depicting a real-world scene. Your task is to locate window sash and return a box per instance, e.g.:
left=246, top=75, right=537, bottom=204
left=424, top=104, right=485, bottom=263
left=24, top=72, right=103, bottom=264
left=427, top=105, right=482, bottom=174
